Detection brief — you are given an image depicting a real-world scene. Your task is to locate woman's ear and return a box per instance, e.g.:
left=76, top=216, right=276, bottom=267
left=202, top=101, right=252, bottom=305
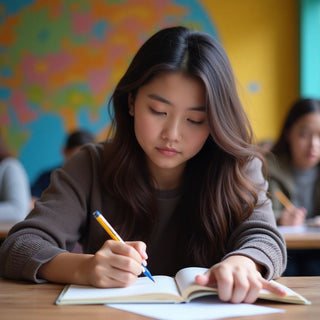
left=128, top=93, right=134, bottom=116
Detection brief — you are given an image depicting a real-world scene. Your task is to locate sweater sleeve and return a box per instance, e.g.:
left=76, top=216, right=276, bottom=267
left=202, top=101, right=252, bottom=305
left=264, top=153, right=295, bottom=222
left=0, top=144, right=102, bottom=282
left=222, top=157, right=287, bottom=280
left=0, top=158, right=31, bottom=222
left=267, top=179, right=285, bottom=221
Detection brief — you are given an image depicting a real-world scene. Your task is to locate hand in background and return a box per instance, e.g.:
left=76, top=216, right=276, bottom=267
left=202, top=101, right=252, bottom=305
left=278, top=207, right=306, bottom=226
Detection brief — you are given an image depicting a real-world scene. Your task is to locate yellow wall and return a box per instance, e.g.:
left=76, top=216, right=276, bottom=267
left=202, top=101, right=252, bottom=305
left=200, top=0, right=299, bottom=142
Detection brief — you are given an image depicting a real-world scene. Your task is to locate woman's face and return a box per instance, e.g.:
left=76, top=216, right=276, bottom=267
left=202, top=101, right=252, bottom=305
left=287, top=112, right=320, bottom=169
left=129, top=72, right=209, bottom=188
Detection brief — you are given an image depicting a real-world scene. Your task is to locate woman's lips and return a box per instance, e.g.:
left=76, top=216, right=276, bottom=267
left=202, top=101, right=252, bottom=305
left=157, top=147, right=179, bottom=156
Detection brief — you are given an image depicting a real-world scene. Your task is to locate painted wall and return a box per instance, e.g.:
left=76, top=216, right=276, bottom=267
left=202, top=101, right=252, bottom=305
left=300, top=0, right=320, bottom=99
left=202, top=0, right=299, bottom=142
left=0, top=0, right=299, bottom=184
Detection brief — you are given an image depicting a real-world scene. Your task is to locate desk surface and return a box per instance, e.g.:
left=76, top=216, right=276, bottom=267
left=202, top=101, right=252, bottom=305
left=0, top=221, right=15, bottom=239
left=0, top=277, right=319, bottom=320
left=279, top=226, right=320, bottom=249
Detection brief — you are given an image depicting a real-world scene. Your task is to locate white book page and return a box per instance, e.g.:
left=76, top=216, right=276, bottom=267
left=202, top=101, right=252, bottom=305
left=260, top=280, right=311, bottom=304
left=61, top=276, right=180, bottom=301
left=175, top=267, right=209, bottom=295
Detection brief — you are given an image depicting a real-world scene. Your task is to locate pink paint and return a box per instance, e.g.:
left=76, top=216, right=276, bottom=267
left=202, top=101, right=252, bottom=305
left=72, top=13, right=93, bottom=35
left=11, top=91, right=37, bottom=124
left=88, top=69, right=110, bottom=94
left=45, top=53, right=73, bottom=73
left=21, top=55, right=47, bottom=84
left=21, top=53, right=73, bottom=84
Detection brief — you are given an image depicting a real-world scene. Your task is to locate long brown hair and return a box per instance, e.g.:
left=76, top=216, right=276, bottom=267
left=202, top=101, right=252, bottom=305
left=104, top=26, right=262, bottom=265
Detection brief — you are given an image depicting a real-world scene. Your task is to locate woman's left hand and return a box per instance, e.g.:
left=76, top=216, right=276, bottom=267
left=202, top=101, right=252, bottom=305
left=195, top=255, right=286, bottom=303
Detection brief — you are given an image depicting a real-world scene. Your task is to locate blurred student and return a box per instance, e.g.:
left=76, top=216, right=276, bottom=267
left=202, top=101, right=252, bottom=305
left=31, top=130, right=95, bottom=200
left=0, top=132, right=31, bottom=223
left=266, top=98, right=320, bottom=226
left=265, top=98, right=320, bottom=275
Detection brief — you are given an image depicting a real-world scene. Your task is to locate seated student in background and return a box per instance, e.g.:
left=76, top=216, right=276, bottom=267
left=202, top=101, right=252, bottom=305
left=0, top=132, right=31, bottom=223
left=31, top=129, right=95, bottom=201
left=0, top=26, right=287, bottom=304
left=265, top=97, right=320, bottom=275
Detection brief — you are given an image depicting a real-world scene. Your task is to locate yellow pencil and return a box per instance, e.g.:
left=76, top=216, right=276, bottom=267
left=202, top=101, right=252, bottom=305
left=93, top=211, right=155, bottom=282
left=274, top=190, right=295, bottom=210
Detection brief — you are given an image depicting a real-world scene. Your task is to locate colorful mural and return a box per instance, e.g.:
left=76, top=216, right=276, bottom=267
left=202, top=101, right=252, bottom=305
left=0, top=0, right=217, bottom=183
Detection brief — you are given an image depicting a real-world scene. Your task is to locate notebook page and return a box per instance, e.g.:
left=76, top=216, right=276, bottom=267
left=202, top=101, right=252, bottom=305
left=61, top=276, right=180, bottom=301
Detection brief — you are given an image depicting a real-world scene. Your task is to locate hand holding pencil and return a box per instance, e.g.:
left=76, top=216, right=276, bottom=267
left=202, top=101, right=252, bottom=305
left=274, top=190, right=306, bottom=226
left=274, top=190, right=295, bottom=211
left=93, top=211, right=154, bottom=283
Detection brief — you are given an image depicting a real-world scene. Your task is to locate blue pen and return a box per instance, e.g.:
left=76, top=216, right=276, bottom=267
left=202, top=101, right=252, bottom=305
left=93, top=211, right=155, bottom=282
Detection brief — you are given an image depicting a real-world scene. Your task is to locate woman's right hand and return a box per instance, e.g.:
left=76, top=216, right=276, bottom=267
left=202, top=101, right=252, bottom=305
left=86, top=240, right=148, bottom=288
left=38, top=240, right=148, bottom=288
left=279, top=207, right=306, bottom=226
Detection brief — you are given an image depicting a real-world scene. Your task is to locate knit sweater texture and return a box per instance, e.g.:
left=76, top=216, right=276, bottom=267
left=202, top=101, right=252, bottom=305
left=0, top=143, right=286, bottom=282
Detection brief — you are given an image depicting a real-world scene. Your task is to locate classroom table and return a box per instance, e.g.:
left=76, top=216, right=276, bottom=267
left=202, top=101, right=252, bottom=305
left=0, top=221, right=15, bottom=239
left=278, top=226, right=320, bottom=249
left=0, top=277, right=319, bottom=320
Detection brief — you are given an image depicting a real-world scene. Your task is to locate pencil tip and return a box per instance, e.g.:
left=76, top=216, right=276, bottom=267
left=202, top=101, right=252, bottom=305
left=143, top=267, right=155, bottom=283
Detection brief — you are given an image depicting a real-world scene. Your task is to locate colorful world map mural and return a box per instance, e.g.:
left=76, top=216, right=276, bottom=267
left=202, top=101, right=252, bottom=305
left=0, top=0, right=217, bottom=183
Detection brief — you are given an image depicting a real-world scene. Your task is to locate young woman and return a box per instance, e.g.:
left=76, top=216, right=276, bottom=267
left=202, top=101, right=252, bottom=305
left=265, top=98, right=320, bottom=275
left=266, top=98, right=320, bottom=226
left=0, top=26, right=286, bottom=303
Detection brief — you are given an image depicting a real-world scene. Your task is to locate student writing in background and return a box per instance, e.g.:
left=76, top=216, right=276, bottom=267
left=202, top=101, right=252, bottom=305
left=0, top=131, right=31, bottom=223
left=265, top=98, right=320, bottom=226
left=0, top=26, right=286, bottom=304
left=31, top=129, right=95, bottom=204
left=265, top=97, right=320, bottom=275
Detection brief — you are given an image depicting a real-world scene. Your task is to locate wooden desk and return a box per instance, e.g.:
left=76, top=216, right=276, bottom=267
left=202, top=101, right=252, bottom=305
left=278, top=226, right=320, bottom=249
left=0, top=277, right=319, bottom=320
left=0, top=221, right=15, bottom=239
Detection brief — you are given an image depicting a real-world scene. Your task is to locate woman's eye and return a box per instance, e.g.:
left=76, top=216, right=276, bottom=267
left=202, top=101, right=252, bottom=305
left=150, top=107, right=165, bottom=115
left=298, top=131, right=309, bottom=138
left=188, top=119, right=204, bottom=125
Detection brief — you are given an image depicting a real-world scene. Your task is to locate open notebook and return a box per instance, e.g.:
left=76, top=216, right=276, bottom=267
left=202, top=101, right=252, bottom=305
left=56, top=267, right=311, bottom=305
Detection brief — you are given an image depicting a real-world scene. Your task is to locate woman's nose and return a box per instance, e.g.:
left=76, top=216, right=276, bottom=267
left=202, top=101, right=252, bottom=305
left=161, top=119, right=182, bottom=141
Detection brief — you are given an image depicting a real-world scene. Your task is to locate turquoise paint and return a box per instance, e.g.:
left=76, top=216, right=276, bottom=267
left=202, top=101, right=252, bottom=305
left=300, top=0, right=320, bottom=98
